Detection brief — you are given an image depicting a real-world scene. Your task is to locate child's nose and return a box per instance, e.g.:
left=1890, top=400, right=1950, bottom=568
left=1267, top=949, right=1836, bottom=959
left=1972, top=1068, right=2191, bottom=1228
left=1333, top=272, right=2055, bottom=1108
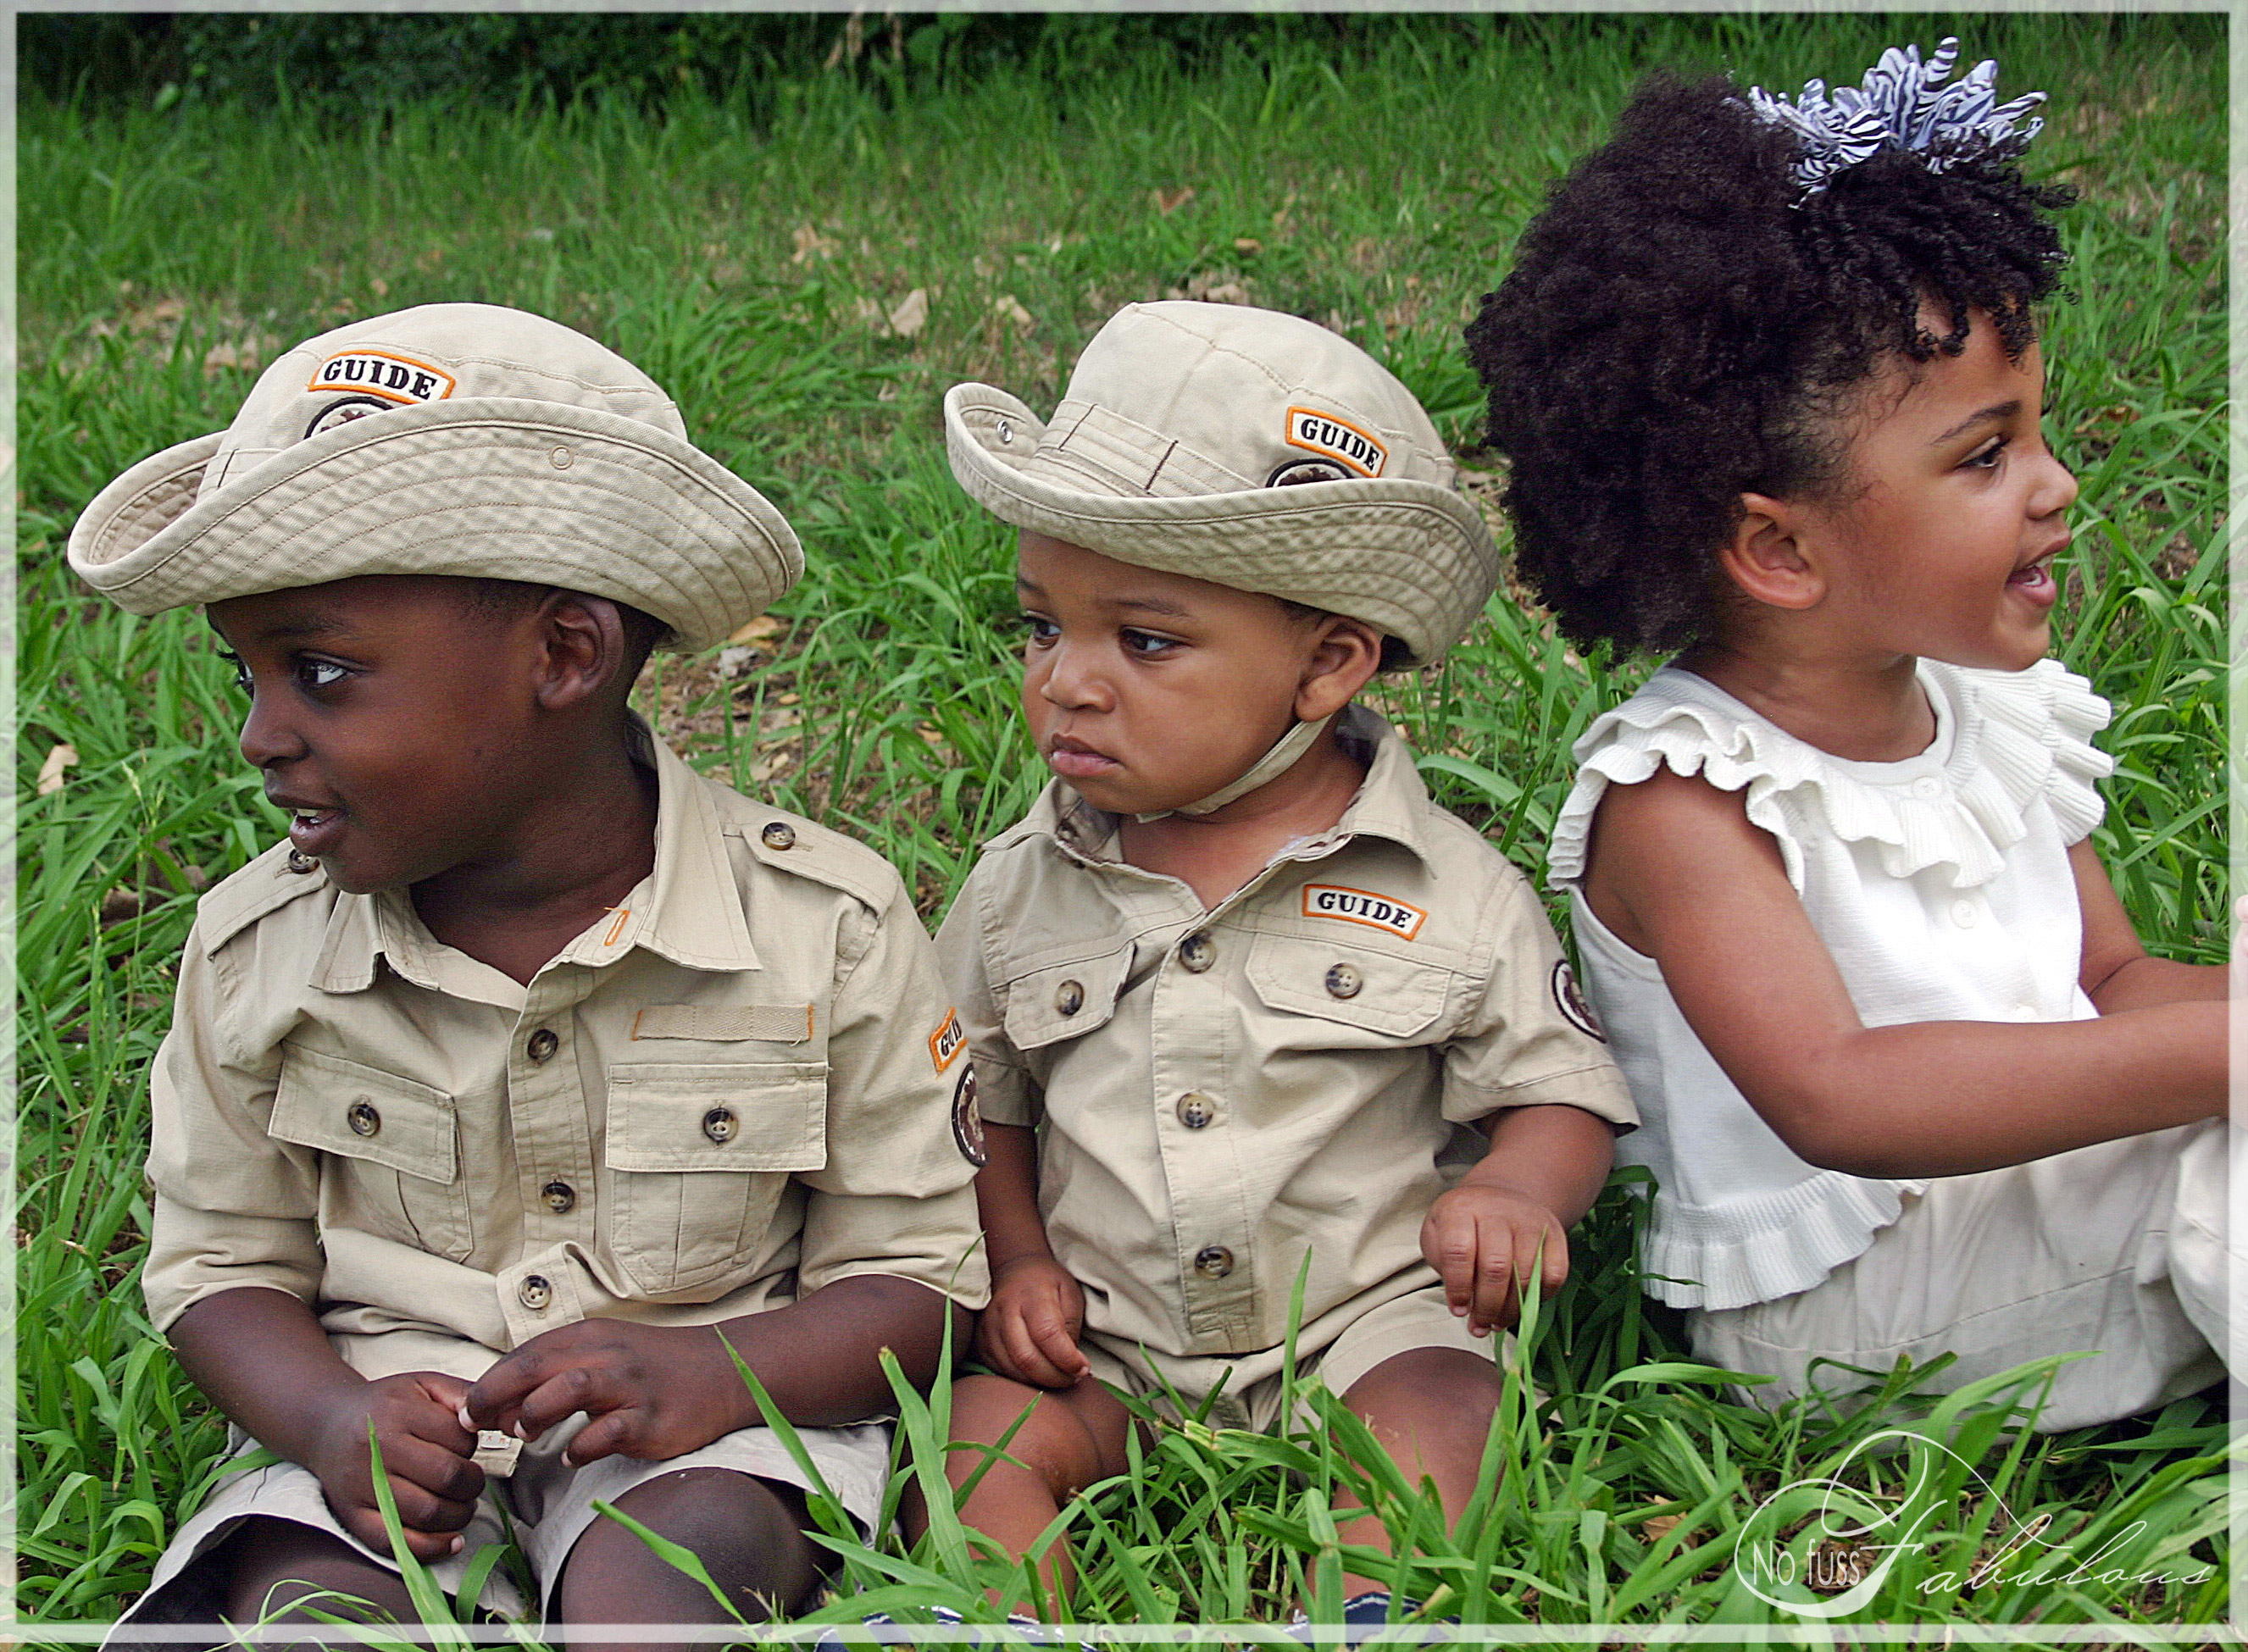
left=1037, top=642, right=1112, bottom=710
left=236, top=693, right=306, bottom=769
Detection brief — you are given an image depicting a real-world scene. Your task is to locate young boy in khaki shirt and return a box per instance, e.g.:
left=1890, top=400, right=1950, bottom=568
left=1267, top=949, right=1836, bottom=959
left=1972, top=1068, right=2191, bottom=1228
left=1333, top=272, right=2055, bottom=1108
left=68, top=304, right=989, bottom=1645
left=930, top=303, right=1637, bottom=1628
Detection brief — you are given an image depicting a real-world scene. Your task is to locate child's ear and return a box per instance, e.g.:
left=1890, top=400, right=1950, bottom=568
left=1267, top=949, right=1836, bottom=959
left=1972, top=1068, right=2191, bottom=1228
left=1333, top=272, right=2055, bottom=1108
left=1718, top=492, right=1828, bottom=612
left=1296, top=617, right=1385, bottom=721
left=533, top=593, right=629, bottom=711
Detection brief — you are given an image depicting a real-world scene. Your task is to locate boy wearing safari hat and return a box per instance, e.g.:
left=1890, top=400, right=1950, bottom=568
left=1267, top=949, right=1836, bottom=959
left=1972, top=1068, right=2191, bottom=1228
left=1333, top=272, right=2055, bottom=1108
left=927, top=302, right=1635, bottom=1627
left=68, top=303, right=990, bottom=1643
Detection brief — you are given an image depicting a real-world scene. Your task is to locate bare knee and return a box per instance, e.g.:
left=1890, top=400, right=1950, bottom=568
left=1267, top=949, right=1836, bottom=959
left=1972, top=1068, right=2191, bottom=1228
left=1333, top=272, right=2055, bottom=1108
left=1341, top=1348, right=1506, bottom=1467
left=220, top=1516, right=417, bottom=1630
left=946, top=1374, right=1129, bottom=1500
left=559, top=1467, right=820, bottom=1626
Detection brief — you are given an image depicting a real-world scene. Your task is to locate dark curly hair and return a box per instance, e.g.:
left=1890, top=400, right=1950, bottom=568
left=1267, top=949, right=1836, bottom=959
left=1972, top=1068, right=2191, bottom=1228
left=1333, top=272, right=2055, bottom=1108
left=1465, top=71, right=2074, bottom=656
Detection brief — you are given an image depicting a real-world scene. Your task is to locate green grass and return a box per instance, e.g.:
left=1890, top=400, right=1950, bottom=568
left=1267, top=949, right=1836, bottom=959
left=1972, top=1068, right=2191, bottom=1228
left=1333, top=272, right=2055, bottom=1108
left=16, top=13, right=2229, bottom=1639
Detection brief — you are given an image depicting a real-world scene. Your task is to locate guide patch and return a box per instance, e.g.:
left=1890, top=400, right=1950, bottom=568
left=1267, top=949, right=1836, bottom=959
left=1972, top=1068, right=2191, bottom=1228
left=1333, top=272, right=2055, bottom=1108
left=1284, top=407, right=1387, bottom=478
left=928, top=1007, right=966, bottom=1073
left=1301, top=884, right=1426, bottom=940
left=308, top=349, right=458, bottom=408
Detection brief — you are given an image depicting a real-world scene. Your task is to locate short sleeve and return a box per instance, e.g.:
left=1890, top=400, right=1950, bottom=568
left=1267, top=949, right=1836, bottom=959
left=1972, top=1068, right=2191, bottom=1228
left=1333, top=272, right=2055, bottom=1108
left=142, top=922, right=326, bottom=1333
left=934, top=868, right=1040, bottom=1128
left=793, top=885, right=991, bottom=1311
left=1441, top=868, right=1638, bottom=1132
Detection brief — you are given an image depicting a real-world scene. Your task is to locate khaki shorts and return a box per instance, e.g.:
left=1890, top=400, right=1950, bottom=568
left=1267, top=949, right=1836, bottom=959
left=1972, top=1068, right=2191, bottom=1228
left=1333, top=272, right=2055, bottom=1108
left=109, top=1411, right=891, bottom=1634
left=1691, top=1119, right=2237, bottom=1433
left=1080, top=1279, right=1508, bottom=1433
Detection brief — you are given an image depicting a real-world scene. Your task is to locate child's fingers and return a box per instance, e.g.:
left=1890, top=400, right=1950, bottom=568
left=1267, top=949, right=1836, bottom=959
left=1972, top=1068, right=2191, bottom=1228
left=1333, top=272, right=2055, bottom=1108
left=339, top=1501, right=469, bottom=1563
left=996, top=1306, right=1080, bottom=1389
left=1026, top=1308, right=1091, bottom=1382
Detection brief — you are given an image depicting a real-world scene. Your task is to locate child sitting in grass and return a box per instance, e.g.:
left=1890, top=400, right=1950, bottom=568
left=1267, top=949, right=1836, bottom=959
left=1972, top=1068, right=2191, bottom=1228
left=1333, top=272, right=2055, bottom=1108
left=1466, top=41, right=2234, bottom=1428
left=69, top=303, right=990, bottom=1646
left=925, top=302, right=1637, bottom=1631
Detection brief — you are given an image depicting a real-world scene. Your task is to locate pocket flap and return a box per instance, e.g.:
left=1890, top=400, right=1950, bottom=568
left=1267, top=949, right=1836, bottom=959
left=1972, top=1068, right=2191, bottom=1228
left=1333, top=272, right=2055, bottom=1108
left=1000, top=945, right=1133, bottom=1051
left=1244, top=934, right=1453, bottom=1038
left=605, top=1062, right=827, bottom=1173
left=271, top=1045, right=459, bottom=1184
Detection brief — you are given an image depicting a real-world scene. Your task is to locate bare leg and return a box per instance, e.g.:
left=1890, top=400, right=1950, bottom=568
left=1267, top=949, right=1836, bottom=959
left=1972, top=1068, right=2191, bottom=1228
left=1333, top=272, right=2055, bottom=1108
left=220, top=1516, right=421, bottom=1646
left=899, top=1373, right=1135, bottom=1616
left=1334, top=1348, right=1506, bottom=1598
left=554, top=1467, right=824, bottom=1652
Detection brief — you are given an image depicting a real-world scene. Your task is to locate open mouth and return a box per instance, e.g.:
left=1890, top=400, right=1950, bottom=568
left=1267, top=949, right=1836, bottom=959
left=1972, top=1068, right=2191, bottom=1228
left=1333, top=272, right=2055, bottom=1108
left=2007, top=548, right=2062, bottom=598
left=283, top=806, right=346, bottom=854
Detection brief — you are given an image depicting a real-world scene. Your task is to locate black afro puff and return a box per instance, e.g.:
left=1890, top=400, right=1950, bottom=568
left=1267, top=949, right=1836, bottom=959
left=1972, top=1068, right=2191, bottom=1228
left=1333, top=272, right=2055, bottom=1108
left=1465, top=73, right=2073, bottom=657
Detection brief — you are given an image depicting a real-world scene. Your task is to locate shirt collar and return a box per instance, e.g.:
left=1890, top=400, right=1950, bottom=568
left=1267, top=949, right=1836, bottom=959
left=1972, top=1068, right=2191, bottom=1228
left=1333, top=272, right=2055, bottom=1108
left=1024, top=703, right=1444, bottom=872
left=308, top=729, right=761, bottom=996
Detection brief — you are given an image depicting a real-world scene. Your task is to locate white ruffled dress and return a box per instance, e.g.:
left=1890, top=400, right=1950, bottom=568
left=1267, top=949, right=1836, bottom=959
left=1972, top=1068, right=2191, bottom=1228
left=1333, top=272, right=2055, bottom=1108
left=1549, top=658, right=2114, bottom=1311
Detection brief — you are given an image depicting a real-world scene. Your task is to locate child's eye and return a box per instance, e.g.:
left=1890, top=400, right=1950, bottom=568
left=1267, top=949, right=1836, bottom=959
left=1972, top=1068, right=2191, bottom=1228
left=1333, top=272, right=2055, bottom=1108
left=292, top=658, right=350, bottom=690
left=1017, top=613, right=1059, bottom=646
left=219, top=650, right=253, bottom=694
left=1962, top=437, right=2007, bottom=472
left=1120, top=629, right=1178, bottom=657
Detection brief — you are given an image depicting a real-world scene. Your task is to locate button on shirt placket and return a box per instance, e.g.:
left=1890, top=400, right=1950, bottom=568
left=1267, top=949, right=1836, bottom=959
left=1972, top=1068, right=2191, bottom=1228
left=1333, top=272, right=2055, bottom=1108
left=504, top=971, right=597, bottom=1342
left=1148, top=913, right=1256, bottom=1346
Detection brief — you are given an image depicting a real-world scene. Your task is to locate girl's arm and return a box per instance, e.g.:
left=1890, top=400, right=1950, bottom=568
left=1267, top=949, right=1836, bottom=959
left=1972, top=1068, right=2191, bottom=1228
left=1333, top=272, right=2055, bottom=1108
left=2072, top=838, right=2229, bottom=1008
left=1585, top=767, right=2226, bottom=1179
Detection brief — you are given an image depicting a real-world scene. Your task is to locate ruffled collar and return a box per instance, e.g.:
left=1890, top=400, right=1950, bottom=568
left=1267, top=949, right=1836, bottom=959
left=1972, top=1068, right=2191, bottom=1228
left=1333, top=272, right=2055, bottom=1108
left=1551, top=657, right=2112, bottom=890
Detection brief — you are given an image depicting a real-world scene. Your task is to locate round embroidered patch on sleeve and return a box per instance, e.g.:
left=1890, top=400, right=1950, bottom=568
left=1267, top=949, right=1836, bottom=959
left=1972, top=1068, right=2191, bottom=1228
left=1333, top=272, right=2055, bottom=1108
left=951, top=1064, right=988, bottom=1167
left=1551, top=960, right=1606, bottom=1042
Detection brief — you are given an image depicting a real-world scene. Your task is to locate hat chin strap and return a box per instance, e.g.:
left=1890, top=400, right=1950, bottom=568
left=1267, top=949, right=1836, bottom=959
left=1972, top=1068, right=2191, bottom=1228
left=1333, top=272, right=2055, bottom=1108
left=1134, top=713, right=1336, bottom=823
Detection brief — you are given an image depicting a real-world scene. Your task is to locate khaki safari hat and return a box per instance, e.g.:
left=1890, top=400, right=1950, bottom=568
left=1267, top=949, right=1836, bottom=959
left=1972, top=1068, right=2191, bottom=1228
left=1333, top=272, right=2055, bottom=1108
left=67, top=302, right=801, bottom=652
left=944, top=301, right=1499, bottom=668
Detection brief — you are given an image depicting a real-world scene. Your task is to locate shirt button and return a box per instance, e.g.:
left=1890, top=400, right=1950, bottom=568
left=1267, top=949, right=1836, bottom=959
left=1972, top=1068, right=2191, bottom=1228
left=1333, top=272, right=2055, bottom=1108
left=1055, top=979, right=1085, bottom=1016
left=1179, top=932, right=1215, bottom=973
left=1193, top=1245, right=1235, bottom=1278
left=541, top=1180, right=577, bottom=1214
left=1951, top=900, right=1978, bottom=928
left=1176, top=1092, right=1217, bottom=1129
left=286, top=849, right=319, bottom=874
left=761, top=822, right=797, bottom=851
left=702, top=1106, right=739, bottom=1144
left=1910, top=776, right=1944, bottom=801
left=346, top=1100, right=380, bottom=1138
left=526, top=1028, right=559, bottom=1063
left=1324, top=962, right=1363, bottom=999
left=519, top=1274, right=553, bottom=1311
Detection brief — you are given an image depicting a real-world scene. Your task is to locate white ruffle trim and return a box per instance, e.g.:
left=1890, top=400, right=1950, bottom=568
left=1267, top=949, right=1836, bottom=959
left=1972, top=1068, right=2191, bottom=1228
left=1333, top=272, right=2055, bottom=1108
left=1639, top=1169, right=1931, bottom=1310
left=1551, top=658, right=2112, bottom=891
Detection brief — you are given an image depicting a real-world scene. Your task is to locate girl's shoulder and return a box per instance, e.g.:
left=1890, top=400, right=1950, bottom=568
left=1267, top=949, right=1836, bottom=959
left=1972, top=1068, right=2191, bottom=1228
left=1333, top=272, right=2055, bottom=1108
left=1551, top=659, right=2114, bottom=890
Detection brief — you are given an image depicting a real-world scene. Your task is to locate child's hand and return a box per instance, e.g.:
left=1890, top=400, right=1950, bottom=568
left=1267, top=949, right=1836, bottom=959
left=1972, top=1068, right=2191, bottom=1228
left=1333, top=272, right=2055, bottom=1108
left=976, top=1255, right=1091, bottom=1389
left=303, top=1371, right=485, bottom=1561
left=1420, top=1184, right=1569, bottom=1337
left=463, top=1320, right=748, bottom=1466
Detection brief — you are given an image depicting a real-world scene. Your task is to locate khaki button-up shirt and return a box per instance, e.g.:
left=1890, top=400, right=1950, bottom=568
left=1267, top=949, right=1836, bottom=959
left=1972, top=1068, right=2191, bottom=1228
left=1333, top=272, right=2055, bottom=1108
left=937, top=708, right=1635, bottom=1360
left=144, top=736, right=989, bottom=1376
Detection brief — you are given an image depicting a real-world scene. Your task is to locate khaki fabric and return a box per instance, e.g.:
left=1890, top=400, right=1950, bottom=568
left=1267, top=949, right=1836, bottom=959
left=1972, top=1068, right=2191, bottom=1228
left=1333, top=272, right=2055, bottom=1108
left=143, top=734, right=991, bottom=1364
left=936, top=707, right=1635, bottom=1363
left=111, top=1412, right=891, bottom=1632
left=1690, top=1119, right=2236, bottom=1432
left=944, top=302, right=1501, bottom=669
left=1080, top=1280, right=1507, bottom=1435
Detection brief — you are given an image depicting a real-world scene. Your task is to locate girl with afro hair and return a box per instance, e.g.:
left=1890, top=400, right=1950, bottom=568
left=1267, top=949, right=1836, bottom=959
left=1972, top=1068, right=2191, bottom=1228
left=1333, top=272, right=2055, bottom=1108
left=1468, top=41, right=2233, bottom=1429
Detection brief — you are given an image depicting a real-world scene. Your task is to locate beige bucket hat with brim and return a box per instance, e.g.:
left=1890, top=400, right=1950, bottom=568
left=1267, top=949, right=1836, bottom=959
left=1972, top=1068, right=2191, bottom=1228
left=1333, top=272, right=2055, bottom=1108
left=945, top=302, right=1500, bottom=669
left=68, top=302, right=801, bottom=653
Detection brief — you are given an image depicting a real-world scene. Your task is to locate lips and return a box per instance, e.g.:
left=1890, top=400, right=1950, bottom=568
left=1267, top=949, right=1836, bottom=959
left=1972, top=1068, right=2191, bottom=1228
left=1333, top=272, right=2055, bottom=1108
left=269, top=793, right=347, bottom=856
left=2007, top=543, right=2064, bottom=606
left=1045, top=735, right=1118, bottom=781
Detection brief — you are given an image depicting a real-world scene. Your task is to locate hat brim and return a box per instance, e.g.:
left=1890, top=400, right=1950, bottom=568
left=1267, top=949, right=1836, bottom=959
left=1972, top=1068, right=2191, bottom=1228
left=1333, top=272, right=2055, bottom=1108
left=66, top=398, right=802, bottom=653
left=944, top=383, right=1499, bottom=668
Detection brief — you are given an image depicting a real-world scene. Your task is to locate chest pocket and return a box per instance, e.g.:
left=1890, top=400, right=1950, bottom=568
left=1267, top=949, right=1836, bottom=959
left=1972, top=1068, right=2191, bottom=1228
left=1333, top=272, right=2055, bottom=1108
left=270, top=1044, right=474, bottom=1263
left=1244, top=932, right=1457, bottom=1043
left=999, top=945, right=1134, bottom=1052
left=604, top=1062, right=827, bottom=1296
